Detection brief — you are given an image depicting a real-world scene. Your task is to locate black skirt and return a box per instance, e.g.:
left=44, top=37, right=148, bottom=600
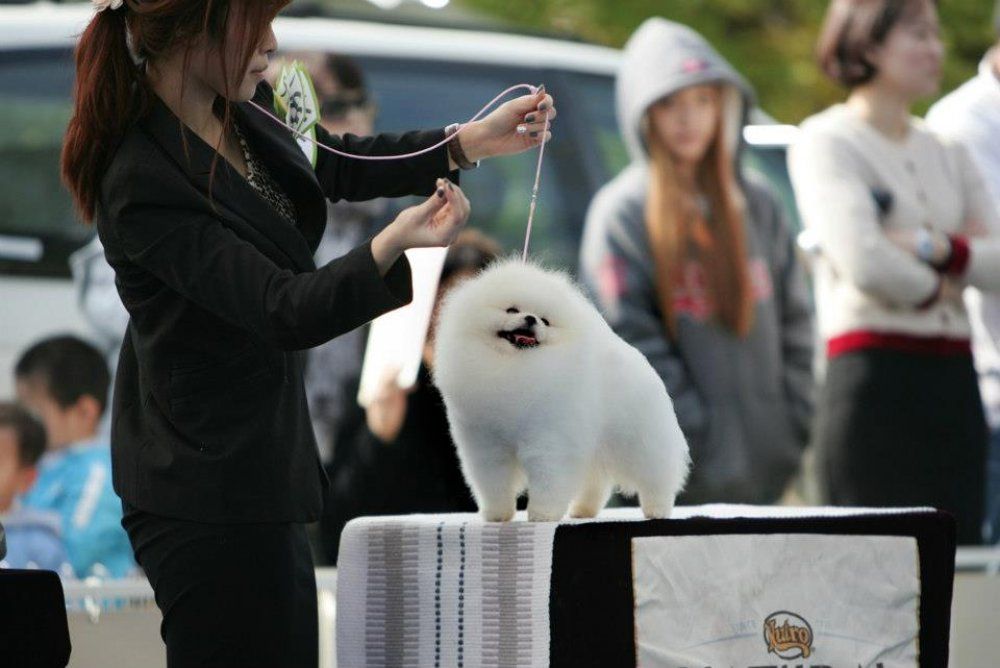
left=815, top=348, right=987, bottom=544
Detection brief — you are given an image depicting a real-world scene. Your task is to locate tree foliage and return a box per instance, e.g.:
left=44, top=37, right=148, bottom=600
left=456, top=0, right=997, bottom=122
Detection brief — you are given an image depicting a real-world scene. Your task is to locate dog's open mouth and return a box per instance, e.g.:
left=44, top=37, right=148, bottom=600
left=497, top=328, right=539, bottom=349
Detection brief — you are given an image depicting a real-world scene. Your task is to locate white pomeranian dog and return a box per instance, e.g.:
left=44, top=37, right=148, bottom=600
left=433, top=259, right=690, bottom=522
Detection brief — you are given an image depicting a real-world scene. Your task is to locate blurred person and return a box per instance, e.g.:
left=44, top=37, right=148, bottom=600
left=580, top=17, right=814, bottom=505
left=319, top=230, right=498, bottom=563
left=926, top=1, right=1000, bottom=544
left=58, top=0, right=554, bottom=663
left=14, top=336, right=136, bottom=578
left=69, top=236, right=130, bottom=440
left=789, top=0, right=1000, bottom=544
left=291, top=52, right=389, bottom=465
left=0, top=403, right=69, bottom=573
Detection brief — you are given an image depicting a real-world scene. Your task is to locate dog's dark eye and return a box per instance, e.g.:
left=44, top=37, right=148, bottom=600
left=542, top=318, right=550, bottom=327
left=506, top=307, right=519, bottom=314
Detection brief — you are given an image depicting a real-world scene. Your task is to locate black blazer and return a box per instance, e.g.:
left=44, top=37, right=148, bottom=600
left=96, top=81, right=458, bottom=523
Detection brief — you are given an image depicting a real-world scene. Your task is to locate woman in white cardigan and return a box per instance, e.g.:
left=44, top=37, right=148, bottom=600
left=789, top=0, right=1000, bottom=544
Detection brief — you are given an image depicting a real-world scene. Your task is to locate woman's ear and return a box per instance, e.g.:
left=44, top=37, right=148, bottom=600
left=861, top=44, right=882, bottom=77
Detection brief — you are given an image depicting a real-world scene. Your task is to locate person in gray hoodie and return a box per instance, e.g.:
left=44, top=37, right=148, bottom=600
left=580, top=17, right=814, bottom=504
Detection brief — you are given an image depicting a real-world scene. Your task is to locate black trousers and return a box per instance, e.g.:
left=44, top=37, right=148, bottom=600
left=121, top=501, right=318, bottom=668
left=815, top=349, right=987, bottom=545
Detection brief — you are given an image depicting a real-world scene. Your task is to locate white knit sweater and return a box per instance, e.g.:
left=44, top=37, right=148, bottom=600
left=788, top=104, right=1000, bottom=346
left=928, top=53, right=1000, bottom=425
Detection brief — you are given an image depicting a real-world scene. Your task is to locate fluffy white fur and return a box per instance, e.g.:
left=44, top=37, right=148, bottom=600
left=433, top=259, right=690, bottom=522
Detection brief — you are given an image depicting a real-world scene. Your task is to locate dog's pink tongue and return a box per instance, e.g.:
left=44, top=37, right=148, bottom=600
left=515, top=334, right=536, bottom=346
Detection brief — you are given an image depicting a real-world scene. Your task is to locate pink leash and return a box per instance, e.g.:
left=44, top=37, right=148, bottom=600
left=247, top=84, right=549, bottom=261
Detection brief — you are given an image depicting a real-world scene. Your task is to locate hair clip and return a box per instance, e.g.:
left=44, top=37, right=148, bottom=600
left=92, top=0, right=125, bottom=12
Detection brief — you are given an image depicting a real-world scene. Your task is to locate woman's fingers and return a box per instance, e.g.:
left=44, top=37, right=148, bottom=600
left=404, top=178, right=467, bottom=247
left=523, top=114, right=557, bottom=129
left=417, top=182, right=449, bottom=218
left=457, top=185, right=471, bottom=220
left=517, top=107, right=556, bottom=135
left=439, top=178, right=469, bottom=214
left=523, top=103, right=557, bottom=123
left=517, top=121, right=553, bottom=140
left=431, top=180, right=470, bottom=243
left=521, top=125, right=552, bottom=142
left=436, top=178, right=457, bottom=221
left=509, top=88, right=551, bottom=114
left=532, top=94, right=555, bottom=119
left=519, top=129, right=553, bottom=146
left=509, top=91, right=556, bottom=124
left=452, top=181, right=471, bottom=224
left=440, top=178, right=469, bottom=219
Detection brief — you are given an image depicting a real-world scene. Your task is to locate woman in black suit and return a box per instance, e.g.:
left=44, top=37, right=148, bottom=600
left=59, top=2, right=556, bottom=666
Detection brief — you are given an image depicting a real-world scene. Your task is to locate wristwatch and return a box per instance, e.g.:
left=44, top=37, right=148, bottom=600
left=914, top=228, right=937, bottom=264
left=445, top=123, right=479, bottom=170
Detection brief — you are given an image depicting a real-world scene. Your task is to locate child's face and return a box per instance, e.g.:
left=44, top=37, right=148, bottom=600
left=0, top=428, right=36, bottom=513
left=14, top=378, right=95, bottom=450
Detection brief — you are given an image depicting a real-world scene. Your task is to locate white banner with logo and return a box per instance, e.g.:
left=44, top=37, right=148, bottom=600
left=632, top=534, right=919, bottom=668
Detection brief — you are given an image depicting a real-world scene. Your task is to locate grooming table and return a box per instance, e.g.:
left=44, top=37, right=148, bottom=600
left=336, top=505, right=955, bottom=668
left=0, top=569, right=72, bottom=667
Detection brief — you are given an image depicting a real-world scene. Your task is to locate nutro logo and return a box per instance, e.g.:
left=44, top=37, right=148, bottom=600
left=763, top=611, right=814, bottom=659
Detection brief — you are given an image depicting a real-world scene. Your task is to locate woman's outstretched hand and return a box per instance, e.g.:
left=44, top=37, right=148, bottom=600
left=371, top=177, right=471, bottom=274
left=455, top=86, right=557, bottom=164
left=366, top=365, right=411, bottom=444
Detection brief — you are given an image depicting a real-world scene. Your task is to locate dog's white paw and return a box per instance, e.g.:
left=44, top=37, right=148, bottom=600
left=527, top=509, right=565, bottom=522
left=567, top=503, right=599, bottom=519
left=640, top=502, right=674, bottom=520
left=481, top=507, right=515, bottom=522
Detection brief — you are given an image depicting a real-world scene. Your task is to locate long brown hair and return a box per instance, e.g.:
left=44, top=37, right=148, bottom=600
left=816, top=0, right=939, bottom=88
left=61, top=0, right=288, bottom=225
left=644, top=97, right=753, bottom=339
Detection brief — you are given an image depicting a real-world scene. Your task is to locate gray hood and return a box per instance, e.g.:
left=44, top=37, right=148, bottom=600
left=616, top=17, right=756, bottom=164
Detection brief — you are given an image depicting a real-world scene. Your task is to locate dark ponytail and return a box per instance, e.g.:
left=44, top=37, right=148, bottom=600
left=61, top=6, right=148, bottom=225
left=61, top=0, right=289, bottom=226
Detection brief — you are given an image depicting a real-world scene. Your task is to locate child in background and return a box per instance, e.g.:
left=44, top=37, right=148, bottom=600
left=14, top=335, right=135, bottom=578
left=0, top=403, right=69, bottom=573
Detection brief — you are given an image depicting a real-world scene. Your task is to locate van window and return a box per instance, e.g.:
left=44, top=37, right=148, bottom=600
left=0, top=44, right=798, bottom=282
left=1, top=48, right=591, bottom=277
left=346, top=57, right=585, bottom=269
left=0, top=48, right=91, bottom=278
left=741, top=144, right=804, bottom=235
left=560, top=71, right=630, bottom=178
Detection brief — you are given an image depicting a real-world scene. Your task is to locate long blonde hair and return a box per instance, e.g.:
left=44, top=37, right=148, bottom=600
left=644, top=103, right=754, bottom=339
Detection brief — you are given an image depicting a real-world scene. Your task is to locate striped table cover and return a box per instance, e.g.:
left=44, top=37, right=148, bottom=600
left=337, top=514, right=555, bottom=668
left=335, top=506, right=955, bottom=668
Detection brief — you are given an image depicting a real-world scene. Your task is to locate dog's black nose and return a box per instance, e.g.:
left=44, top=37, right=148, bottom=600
left=524, top=315, right=537, bottom=326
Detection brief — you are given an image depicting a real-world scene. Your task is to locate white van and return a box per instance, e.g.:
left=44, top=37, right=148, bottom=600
left=0, top=2, right=800, bottom=398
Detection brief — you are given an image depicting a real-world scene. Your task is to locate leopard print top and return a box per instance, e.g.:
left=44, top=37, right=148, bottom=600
left=233, top=120, right=298, bottom=225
